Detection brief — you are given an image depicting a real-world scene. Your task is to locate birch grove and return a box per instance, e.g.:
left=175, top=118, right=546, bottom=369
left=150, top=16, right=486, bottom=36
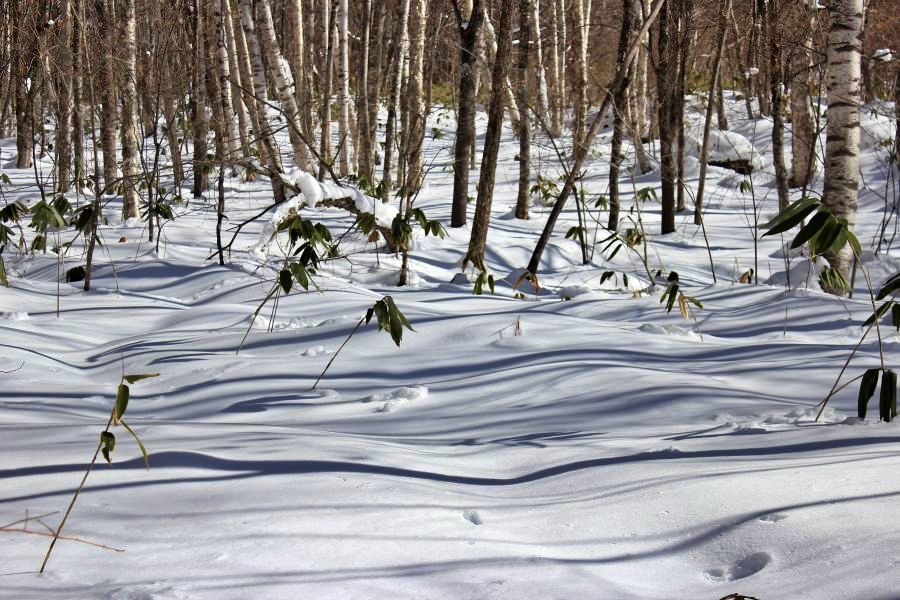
left=0, top=0, right=895, bottom=295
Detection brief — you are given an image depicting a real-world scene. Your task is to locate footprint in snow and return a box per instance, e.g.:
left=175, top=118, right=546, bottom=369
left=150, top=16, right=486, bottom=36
left=463, top=510, right=483, bottom=525
left=361, top=385, right=429, bottom=413
left=704, top=552, right=772, bottom=582
left=758, top=513, right=788, bottom=523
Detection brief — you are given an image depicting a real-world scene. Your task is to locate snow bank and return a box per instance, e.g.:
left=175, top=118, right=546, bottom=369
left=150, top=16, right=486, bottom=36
left=685, top=126, right=766, bottom=171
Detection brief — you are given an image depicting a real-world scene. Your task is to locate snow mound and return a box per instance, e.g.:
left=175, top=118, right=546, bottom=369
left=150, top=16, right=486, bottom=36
left=685, top=127, right=766, bottom=171
left=558, top=284, right=595, bottom=299
left=362, top=385, right=429, bottom=413
left=1, top=311, right=29, bottom=321
left=638, top=323, right=699, bottom=339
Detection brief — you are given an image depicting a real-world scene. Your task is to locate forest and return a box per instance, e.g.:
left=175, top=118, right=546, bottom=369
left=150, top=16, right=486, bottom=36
left=1, top=0, right=899, bottom=598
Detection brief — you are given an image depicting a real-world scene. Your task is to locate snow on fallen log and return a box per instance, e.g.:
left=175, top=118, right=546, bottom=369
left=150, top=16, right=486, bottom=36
left=252, top=168, right=398, bottom=255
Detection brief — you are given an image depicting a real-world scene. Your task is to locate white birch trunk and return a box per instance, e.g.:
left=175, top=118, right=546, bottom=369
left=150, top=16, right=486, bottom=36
left=336, top=0, right=351, bottom=175
left=822, top=0, right=864, bottom=280
left=255, top=0, right=310, bottom=171
left=121, top=0, right=141, bottom=220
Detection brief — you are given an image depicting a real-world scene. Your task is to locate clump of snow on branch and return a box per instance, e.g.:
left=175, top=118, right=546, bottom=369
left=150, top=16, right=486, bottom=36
left=252, top=169, right=398, bottom=255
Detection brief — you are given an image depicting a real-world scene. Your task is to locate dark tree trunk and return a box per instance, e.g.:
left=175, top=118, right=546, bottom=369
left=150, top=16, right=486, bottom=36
left=465, top=0, right=514, bottom=267
left=451, top=0, right=484, bottom=228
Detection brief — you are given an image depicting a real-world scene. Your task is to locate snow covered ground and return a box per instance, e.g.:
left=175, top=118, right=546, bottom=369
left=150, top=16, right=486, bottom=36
left=1, top=97, right=899, bottom=599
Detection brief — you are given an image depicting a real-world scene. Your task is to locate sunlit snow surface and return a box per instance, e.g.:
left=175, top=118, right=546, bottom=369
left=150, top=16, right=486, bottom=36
left=1, top=95, right=899, bottom=599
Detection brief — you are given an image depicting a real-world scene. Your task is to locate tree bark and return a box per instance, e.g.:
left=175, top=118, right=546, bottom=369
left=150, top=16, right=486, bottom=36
left=768, top=0, right=790, bottom=211
left=789, top=0, right=817, bottom=189
left=121, top=0, right=141, bottom=220
left=514, top=0, right=532, bottom=220
left=694, top=0, right=730, bottom=226
left=382, top=0, right=411, bottom=202
left=255, top=0, right=310, bottom=171
left=656, top=0, right=677, bottom=234
left=822, top=0, right=864, bottom=283
left=466, top=0, right=515, bottom=268
left=450, top=0, right=483, bottom=227
left=608, top=0, right=635, bottom=231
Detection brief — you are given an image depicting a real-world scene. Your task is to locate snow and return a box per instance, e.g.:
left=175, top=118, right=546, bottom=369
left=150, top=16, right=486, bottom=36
left=873, top=48, right=894, bottom=62
left=1, top=95, right=899, bottom=599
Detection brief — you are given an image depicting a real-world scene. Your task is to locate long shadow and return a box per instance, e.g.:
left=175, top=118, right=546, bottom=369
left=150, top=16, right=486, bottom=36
left=3, top=436, right=899, bottom=489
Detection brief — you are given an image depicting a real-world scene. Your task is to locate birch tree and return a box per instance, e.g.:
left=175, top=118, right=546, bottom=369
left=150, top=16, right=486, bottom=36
left=255, top=0, right=310, bottom=172
left=120, top=0, right=141, bottom=219
left=822, top=0, right=864, bottom=283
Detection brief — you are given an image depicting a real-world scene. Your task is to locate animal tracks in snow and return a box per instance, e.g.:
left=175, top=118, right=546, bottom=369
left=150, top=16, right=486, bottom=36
left=704, top=551, right=773, bottom=582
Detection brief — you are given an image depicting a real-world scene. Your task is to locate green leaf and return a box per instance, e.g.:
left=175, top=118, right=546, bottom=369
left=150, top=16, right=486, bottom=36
left=790, top=210, right=831, bottom=249
left=0, top=256, right=8, bottom=288
left=892, top=305, right=900, bottom=332
left=880, top=369, right=897, bottom=422
left=279, top=268, right=293, bottom=294
left=685, top=295, right=703, bottom=309
left=289, top=262, right=310, bottom=290
left=858, top=368, right=880, bottom=419
left=864, top=301, right=893, bottom=327
left=809, top=217, right=844, bottom=256
left=845, top=229, right=862, bottom=258
left=100, top=431, right=116, bottom=464
left=123, top=373, right=159, bottom=384
left=876, top=273, right=900, bottom=301
left=120, top=420, right=150, bottom=469
left=762, top=197, right=821, bottom=237
left=115, top=384, right=130, bottom=422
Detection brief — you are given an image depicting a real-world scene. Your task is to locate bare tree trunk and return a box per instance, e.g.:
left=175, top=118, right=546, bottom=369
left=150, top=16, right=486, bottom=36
left=97, top=0, right=117, bottom=192
left=530, top=0, right=549, bottom=123
left=674, top=0, right=692, bottom=214
left=629, top=0, right=653, bottom=175
left=213, top=0, right=240, bottom=161
left=608, top=0, right=635, bottom=231
left=572, top=0, right=593, bottom=147
left=547, top=0, right=564, bottom=134
left=55, top=0, right=73, bottom=192
left=382, top=0, right=411, bottom=202
left=192, top=0, right=210, bottom=198
left=695, top=0, right=730, bottom=226
left=466, top=0, right=515, bottom=268
left=286, top=0, right=312, bottom=141
left=71, top=0, right=84, bottom=188
left=318, top=0, right=334, bottom=180
left=789, top=0, right=816, bottom=188
left=822, top=0, right=864, bottom=283
left=336, top=0, right=351, bottom=175
left=12, top=0, right=34, bottom=170
left=256, top=0, right=310, bottom=171
left=361, top=0, right=385, bottom=181
left=355, top=0, right=373, bottom=180
left=768, top=0, right=789, bottom=210
left=121, top=0, right=142, bottom=220
left=223, top=0, right=251, bottom=155
left=515, top=0, right=532, bottom=220
left=451, top=0, right=483, bottom=227
left=656, top=0, right=677, bottom=233
left=403, top=0, right=428, bottom=203
left=237, top=0, right=284, bottom=202
left=481, top=8, right=520, bottom=125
